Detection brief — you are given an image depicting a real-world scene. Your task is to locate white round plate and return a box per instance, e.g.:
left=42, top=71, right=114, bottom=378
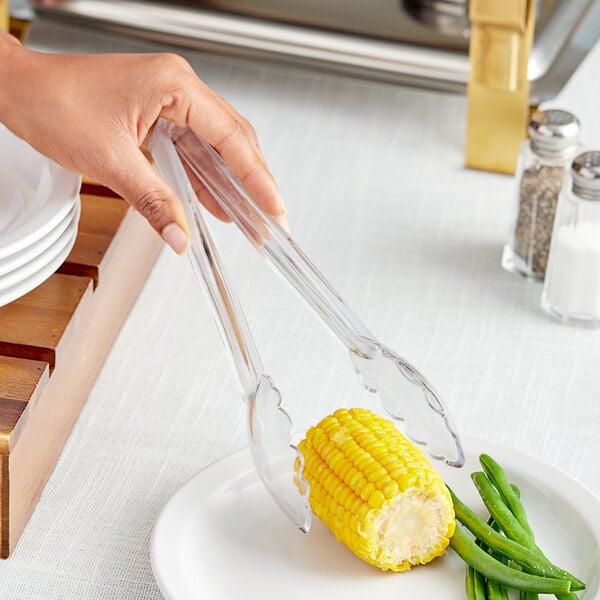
left=0, top=124, right=81, bottom=259
left=0, top=198, right=80, bottom=292
left=0, top=204, right=80, bottom=307
left=152, top=435, right=599, bottom=600
left=0, top=200, right=79, bottom=277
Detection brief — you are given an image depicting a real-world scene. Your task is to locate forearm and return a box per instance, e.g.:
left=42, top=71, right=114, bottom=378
left=0, top=30, right=28, bottom=128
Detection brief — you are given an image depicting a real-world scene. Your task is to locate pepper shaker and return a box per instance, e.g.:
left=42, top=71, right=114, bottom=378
left=502, top=109, right=581, bottom=279
left=542, top=151, right=600, bottom=326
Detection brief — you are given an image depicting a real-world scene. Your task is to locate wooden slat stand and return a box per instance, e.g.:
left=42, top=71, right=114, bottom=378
left=0, top=186, right=162, bottom=557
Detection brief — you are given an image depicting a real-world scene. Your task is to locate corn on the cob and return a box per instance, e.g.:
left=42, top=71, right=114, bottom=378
left=298, top=407, right=455, bottom=572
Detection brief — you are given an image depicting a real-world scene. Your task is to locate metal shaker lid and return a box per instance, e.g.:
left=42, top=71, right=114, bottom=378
left=528, top=109, right=580, bottom=158
left=572, top=151, right=600, bottom=201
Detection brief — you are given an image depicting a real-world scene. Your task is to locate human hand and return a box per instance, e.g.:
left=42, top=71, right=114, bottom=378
left=0, top=35, right=286, bottom=253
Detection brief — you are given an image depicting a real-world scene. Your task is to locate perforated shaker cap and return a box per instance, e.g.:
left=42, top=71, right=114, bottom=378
left=571, top=151, right=600, bottom=201
left=528, top=109, right=580, bottom=158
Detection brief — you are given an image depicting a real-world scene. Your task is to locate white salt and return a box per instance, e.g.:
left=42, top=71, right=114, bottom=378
left=543, top=221, right=600, bottom=320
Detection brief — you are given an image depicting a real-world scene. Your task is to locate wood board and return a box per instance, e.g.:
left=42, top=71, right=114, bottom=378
left=0, top=186, right=163, bottom=557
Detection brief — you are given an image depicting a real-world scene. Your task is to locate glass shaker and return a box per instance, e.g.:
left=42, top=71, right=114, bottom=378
left=502, top=109, right=581, bottom=279
left=542, top=151, right=600, bottom=326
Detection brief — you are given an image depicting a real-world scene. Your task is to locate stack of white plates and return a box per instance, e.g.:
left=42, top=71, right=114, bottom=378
left=0, top=124, right=82, bottom=308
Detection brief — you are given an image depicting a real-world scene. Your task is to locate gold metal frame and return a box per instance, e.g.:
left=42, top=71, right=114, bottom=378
left=465, top=0, right=536, bottom=174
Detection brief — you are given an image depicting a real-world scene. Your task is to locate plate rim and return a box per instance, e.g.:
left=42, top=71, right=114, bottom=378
left=0, top=208, right=80, bottom=307
left=0, top=146, right=81, bottom=260
left=0, top=199, right=80, bottom=277
left=0, top=199, right=81, bottom=292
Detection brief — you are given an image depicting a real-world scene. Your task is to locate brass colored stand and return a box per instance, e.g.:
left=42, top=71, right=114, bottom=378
left=465, top=0, right=536, bottom=175
left=0, top=0, right=8, bottom=32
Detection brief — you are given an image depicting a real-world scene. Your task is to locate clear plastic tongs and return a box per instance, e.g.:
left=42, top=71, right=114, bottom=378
left=149, top=119, right=464, bottom=535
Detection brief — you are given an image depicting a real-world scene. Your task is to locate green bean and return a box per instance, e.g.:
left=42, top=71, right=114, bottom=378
left=487, top=519, right=508, bottom=561
left=479, top=520, right=510, bottom=600
left=473, top=568, right=487, bottom=600
left=471, top=472, right=537, bottom=549
left=486, top=577, right=506, bottom=600
left=457, top=457, right=585, bottom=600
left=480, top=454, right=535, bottom=540
left=449, top=487, right=585, bottom=590
left=485, top=523, right=510, bottom=600
left=473, top=521, right=492, bottom=599
left=509, top=484, right=584, bottom=600
left=467, top=565, right=476, bottom=600
left=449, top=526, right=571, bottom=594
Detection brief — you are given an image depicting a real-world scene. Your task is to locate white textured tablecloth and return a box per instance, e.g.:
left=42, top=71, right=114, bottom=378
left=2, top=21, right=599, bottom=599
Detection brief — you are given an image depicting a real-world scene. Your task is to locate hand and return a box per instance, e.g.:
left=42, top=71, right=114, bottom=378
left=0, top=34, right=286, bottom=253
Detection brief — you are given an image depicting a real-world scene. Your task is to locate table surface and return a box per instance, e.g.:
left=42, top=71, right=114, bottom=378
left=2, top=18, right=599, bottom=599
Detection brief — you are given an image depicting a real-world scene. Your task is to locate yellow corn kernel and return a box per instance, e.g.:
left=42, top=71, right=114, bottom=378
left=298, top=407, right=455, bottom=572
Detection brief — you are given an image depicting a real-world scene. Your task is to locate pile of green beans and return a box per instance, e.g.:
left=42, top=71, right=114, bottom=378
left=448, top=453, right=585, bottom=599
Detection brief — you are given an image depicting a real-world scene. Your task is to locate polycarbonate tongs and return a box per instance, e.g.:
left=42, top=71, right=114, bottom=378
left=151, top=118, right=464, bottom=532
left=149, top=121, right=312, bottom=533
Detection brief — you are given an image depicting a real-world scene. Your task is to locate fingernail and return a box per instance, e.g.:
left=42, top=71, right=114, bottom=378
left=161, top=223, right=189, bottom=254
left=275, top=191, right=287, bottom=215
left=275, top=214, right=290, bottom=233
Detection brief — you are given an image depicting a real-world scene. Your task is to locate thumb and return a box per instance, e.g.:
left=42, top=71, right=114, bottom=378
left=102, top=146, right=190, bottom=254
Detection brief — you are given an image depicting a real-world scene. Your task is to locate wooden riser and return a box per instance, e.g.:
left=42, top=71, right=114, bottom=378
left=0, top=187, right=162, bottom=557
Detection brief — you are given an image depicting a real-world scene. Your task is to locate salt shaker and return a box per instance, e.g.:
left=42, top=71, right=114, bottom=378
left=542, top=151, right=600, bottom=326
left=502, top=109, right=581, bottom=279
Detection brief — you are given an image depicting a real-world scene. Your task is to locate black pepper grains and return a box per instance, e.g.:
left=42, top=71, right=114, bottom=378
left=502, top=109, right=581, bottom=279
left=512, top=164, right=565, bottom=276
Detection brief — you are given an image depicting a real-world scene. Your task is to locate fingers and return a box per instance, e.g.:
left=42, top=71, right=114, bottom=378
left=181, top=161, right=231, bottom=223
left=102, top=143, right=190, bottom=254
left=181, top=140, right=290, bottom=232
left=212, top=126, right=284, bottom=217
left=158, top=70, right=286, bottom=219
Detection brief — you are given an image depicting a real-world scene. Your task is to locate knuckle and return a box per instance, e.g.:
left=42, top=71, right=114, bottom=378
left=135, top=190, right=169, bottom=227
left=155, top=52, right=194, bottom=76
left=240, top=118, right=257, bottom=141
left=217, top=118, right=257, bottom=153
left=153, top=54, right=196, bottom=113
left=229, top=114, right=254, bottom=138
